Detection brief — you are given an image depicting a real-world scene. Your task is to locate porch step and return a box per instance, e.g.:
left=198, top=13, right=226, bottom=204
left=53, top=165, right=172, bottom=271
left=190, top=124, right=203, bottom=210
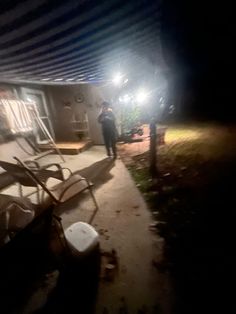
left=38, top=140, right=92, bottom=155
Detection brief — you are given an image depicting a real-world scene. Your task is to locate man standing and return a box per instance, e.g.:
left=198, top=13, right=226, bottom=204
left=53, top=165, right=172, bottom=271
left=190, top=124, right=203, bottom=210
left=98, top=101, right=117, bottom=159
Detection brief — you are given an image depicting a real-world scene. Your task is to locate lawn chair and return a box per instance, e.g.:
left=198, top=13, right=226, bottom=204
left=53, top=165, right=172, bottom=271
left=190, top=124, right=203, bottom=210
left=0, top=159, right=69, bottom=203
left=6, top=157, right=99, bottom=221
left=14, top=157, right=98, bottom=210
left=0, top=194, right=36, bottom=247
left=0, top=194, right=54, bottom=309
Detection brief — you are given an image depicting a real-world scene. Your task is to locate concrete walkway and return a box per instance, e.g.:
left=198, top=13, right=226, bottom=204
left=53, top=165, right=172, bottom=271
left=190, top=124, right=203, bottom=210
left=1, top=146, right=170, bottom=314
left=55, top=147, right=170, bottom=314
left=89, top=160, right=169, bottom=314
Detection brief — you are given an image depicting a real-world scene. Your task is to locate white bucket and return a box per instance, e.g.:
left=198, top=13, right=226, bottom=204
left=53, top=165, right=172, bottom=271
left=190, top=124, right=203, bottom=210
left=64, top=222, right=99, bottom=257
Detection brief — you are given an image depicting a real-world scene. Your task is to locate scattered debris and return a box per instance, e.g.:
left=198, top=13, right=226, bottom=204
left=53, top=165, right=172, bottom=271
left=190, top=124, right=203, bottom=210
left=105, top=263, right=116, bottom=281
left=100, top=249, right=119, bottom=281
left=162, top=186, right=173, bottom=193
left=163, top=172, right=171, bottom=177
left=149, top=222, right=158, bottom=228
left=116, top=209, right=121, bottom=213
left=149, top=221, right=166, bottom=231
left=150, top=191, right=159, bottom=196
left=98, top=229, right=105, bottom=235
left=98, top=228, right=109, bottom=236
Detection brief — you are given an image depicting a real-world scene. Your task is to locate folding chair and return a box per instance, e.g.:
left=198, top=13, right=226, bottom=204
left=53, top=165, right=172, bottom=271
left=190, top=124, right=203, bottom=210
left=0, top=194, right=36, bottom=246
left=0, top=158, right=98, bottom=215
left=0, top=159, right=68, bottom=203
left=14, top=157, right=99, bottom=222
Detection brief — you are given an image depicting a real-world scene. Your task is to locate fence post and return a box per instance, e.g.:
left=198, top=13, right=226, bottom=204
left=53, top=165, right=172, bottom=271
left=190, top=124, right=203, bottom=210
left=149, top=119, right=158, bottom=178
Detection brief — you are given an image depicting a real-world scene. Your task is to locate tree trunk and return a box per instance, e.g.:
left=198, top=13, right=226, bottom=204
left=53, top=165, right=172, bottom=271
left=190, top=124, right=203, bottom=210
left=149, top=121, right=158, bottom=178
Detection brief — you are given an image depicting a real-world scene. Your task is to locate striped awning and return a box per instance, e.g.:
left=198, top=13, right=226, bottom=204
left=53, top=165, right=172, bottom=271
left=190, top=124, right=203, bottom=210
left=0, top=0, right=163, bottom=85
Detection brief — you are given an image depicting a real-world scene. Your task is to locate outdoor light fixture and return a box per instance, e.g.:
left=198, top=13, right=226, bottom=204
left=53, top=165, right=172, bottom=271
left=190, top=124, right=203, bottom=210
left=123, top=94, right=131, bottom=103
left=135, top=89, right=149, bottom=104
left=118, top=94, right=132, bottom=104
left=112, top=73, right=123, bottom=86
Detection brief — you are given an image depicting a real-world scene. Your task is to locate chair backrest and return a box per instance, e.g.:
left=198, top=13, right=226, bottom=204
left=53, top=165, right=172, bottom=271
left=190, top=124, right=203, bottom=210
left=0, top=160, right=37, bottom=187
left=13, top=157, right=58, bottom=202
left=0, top=194, right=36, bottom=247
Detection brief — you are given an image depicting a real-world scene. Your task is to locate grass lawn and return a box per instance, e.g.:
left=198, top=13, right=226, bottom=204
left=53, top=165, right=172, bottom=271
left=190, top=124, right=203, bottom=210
left=120, top=124, right=235, bottom=314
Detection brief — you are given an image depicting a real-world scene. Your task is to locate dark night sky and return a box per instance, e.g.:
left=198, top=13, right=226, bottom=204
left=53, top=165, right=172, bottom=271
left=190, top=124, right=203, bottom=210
left=160, top=0, right=233, bottom=120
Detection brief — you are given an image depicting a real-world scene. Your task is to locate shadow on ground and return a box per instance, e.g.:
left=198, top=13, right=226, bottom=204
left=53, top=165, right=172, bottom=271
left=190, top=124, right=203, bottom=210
left=35, top=249, right=101, bottom=314
left=55, top=157, right=115, bottom=218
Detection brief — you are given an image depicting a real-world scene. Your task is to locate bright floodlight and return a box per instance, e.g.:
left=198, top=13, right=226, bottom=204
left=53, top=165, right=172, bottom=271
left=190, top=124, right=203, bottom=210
left=112, top=73, right=123, bottom=86
left=119, top=94, right=131, bottom=103
left=123, top=94, right=130, bottom=103
left=136, top=89, right=149, bottom=104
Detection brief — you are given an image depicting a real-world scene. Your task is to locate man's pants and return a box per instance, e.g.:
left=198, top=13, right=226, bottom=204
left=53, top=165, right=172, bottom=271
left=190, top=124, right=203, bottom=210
left=103, top=129, right=117, bottom=156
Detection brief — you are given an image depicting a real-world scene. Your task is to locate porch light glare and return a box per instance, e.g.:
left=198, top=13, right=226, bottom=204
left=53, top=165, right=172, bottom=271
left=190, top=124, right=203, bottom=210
left=135, top=89, right=149, bottom=104
left=112, top=73, right=123, bottom=86
left=119, top=94, right=131, bottom=104
left=123, top=94, right=131, bottom=103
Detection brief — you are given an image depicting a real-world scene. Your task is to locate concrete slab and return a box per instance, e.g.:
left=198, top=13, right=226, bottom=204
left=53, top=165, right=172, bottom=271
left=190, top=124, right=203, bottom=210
left=88, top=160, right=169, bottom=314
left=56, top=156, right=171, bottom=313
left=1, top=146, right=171, bottom=314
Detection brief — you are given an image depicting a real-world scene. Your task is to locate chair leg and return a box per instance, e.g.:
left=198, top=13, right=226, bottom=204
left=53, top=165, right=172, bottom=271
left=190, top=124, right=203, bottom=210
left=88, top=185, right=99, bottom=224
left=18, top=183, right=23, bottom=197
left=36, top=186, right=40, bottom=204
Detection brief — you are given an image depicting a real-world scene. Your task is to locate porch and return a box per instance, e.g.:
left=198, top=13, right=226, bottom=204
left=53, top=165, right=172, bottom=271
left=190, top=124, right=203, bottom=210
left=0, top=146, right=165, bottom=314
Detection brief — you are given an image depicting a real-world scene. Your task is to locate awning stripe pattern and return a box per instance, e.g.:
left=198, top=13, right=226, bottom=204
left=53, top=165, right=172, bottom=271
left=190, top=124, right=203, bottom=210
left=0, top=0, right=162, bottom=84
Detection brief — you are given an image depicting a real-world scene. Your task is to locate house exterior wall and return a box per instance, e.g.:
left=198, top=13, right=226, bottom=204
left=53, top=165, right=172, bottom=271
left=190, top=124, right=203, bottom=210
left=46, top=84, right=105, bottom=144
left=0, top=82, right=106, bottom=145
